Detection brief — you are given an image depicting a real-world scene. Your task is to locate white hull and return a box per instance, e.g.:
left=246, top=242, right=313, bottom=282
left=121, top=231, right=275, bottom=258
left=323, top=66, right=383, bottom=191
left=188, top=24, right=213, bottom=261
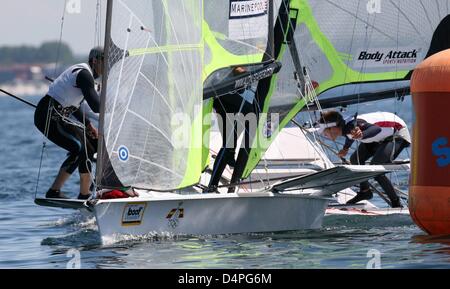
left=93, top=191, right=329, bottom=240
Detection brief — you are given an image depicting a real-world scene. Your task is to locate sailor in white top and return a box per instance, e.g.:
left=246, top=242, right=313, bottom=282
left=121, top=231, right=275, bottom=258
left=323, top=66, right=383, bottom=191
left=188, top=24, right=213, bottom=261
left=318, top=110, right=411, bottom=208
left=34, top=47, right=104, bottom=200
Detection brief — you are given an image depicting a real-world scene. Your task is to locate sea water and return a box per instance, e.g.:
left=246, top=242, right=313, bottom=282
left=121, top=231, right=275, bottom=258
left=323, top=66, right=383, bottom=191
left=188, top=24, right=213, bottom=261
left=0, top=95, right=449, bottom=269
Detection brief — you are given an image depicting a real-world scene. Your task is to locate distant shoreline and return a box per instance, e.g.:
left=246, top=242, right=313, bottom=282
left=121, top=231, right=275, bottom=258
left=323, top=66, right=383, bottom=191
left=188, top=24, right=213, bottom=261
left=0, top=81, right=48, bottom=98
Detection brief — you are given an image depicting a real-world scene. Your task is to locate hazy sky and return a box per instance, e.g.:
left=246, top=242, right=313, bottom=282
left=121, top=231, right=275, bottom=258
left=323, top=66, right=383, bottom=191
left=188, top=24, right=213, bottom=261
left=0, top=0, right=106, bottom=55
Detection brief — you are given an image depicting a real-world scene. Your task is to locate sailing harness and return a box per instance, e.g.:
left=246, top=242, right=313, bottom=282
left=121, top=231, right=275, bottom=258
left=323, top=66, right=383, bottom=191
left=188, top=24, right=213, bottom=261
left=49, top=98, right=86, bottom=129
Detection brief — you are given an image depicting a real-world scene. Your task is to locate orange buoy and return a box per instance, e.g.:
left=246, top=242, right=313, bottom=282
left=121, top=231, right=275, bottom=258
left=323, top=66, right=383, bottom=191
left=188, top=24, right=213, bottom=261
left=410, top=49, right=450, bottom=235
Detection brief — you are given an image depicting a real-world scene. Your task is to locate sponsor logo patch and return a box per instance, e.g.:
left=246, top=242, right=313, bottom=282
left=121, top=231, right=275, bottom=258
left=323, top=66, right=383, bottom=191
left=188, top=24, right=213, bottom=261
left=166, top=202, right=184, bottom=229
left=229, top=0, right=268, bottom=19
left=228, top=0, right=268, bottom=40
left=353, top=48, right=422, bottom=68
left=121, top=203, right=146, bottom=226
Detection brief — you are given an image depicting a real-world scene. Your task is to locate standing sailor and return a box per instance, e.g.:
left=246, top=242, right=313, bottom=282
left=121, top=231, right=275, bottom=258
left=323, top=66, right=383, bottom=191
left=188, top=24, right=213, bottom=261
left=318, top=111, right=411, bottom=208
left=207, top=66, right=257, bottom=193
left=34, top=47, right=103, bottom=200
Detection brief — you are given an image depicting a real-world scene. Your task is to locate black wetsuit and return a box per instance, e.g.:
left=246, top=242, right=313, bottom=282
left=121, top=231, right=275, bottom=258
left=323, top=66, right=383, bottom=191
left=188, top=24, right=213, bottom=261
left=208, top=90, right=257, bottom=191
left=343, top=119, right=410, bottom=205
left=34, top=69, right=100, bottom=175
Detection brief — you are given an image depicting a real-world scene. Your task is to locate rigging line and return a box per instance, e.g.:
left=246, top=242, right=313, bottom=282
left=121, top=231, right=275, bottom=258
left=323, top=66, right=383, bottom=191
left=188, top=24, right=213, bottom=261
left=436, top=0, right=442, bottom=20
left=35, top=102, right=53, bottom=200
left=94, top=0, right=99, bottom=46
left=292, top=119, right=333, bottom=169
left=94, top=0, right=103, bottom=47
left=296, top=84, right=323, bottom=160
left=351, top=12, right=377, bottom=149
left=53, top=0, right=68, bottom=77
left=352, top=11, right=376, bottom=101
left=392, top=0, right=402, bottom=160
left=82, top=109, right=97, bottom=197
left=299, top=87, right=324, bottom=160
left=324, top=0, right=397, bottom=42
left=280, top=0, right=307, bottom=93
left=105, top=14, right=133, bottom=147
left=99, top=0, right=103, bottom=46
left=389, top=0, right=427, bottom=43
left=419, top=0, right=436, bottom=34
left=301, top=69, right=336, bottom=165
left=34, top=142, right=47, bottom=200
left=339, top=0, right=361, bottom=107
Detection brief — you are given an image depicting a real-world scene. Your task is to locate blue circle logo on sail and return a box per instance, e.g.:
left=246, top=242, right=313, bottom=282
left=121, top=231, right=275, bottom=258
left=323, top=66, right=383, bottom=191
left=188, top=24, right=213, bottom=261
left=118, top=145, right=129, bottom=162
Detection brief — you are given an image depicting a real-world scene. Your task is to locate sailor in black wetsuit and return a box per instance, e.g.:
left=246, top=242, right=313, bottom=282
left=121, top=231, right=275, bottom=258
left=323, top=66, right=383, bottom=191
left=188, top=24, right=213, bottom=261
left=207, top=66, right=257, bottom=193
left=34, top=47, right=103, bottom=199
left=318, top=111, right=411, bottom=208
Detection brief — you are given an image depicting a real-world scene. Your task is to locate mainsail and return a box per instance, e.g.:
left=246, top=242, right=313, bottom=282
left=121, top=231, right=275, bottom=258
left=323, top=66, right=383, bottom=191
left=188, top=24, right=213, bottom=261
left=240, top=0, right=450, bottom=179
left=98, top=0, right=204, bottom=191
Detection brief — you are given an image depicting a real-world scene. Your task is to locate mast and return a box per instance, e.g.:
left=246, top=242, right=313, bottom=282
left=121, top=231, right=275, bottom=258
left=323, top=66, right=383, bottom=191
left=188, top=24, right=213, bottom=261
left=268, top=0, right=275, bottom=59
left=96, top=0, right=113, bottom=187
left=282, top=0, right=306, bottom=94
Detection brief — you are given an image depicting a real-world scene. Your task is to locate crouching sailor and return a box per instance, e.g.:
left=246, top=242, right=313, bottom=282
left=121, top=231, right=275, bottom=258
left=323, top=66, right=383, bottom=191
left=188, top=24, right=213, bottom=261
left=34, top=47, right=103, bottom=200
left=318, top=111, right=411, bottom=208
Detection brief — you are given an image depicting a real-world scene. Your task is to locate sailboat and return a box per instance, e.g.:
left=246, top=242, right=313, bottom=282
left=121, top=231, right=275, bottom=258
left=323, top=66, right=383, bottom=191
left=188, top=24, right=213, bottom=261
left=35, top=0, right=450, bottom=241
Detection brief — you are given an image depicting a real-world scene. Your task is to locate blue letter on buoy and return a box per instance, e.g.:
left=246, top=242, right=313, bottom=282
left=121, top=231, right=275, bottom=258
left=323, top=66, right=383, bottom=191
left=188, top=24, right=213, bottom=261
left=432, top=137, right=450, bottom=167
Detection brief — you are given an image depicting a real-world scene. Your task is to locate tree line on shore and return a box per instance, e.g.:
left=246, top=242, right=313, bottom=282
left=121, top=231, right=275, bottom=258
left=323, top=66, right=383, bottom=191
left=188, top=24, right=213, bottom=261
left=0, top=41, right=83, bottom=65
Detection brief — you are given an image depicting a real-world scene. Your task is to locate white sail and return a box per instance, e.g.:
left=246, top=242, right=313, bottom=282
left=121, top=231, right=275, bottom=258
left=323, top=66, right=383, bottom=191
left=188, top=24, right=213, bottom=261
left=99, top=0, right=203, bottom=191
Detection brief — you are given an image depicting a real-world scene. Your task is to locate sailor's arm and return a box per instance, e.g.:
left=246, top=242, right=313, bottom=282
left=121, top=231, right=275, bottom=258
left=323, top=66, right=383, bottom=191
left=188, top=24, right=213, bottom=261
left=338, top=137, right=354, bottom=158
left=359, top=123, right=382, bottom=140
left=76, top=69, right=100, bottom=113
left=347, top=120, right=382, bottom=141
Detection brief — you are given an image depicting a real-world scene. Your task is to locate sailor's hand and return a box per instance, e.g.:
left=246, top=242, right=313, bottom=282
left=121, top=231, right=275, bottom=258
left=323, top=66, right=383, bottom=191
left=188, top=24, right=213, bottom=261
left=87, top=123, right=99, bottom=139
left=338, top=148, right=349, bottom=158
left=350, top=127, right=363, bottom=140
